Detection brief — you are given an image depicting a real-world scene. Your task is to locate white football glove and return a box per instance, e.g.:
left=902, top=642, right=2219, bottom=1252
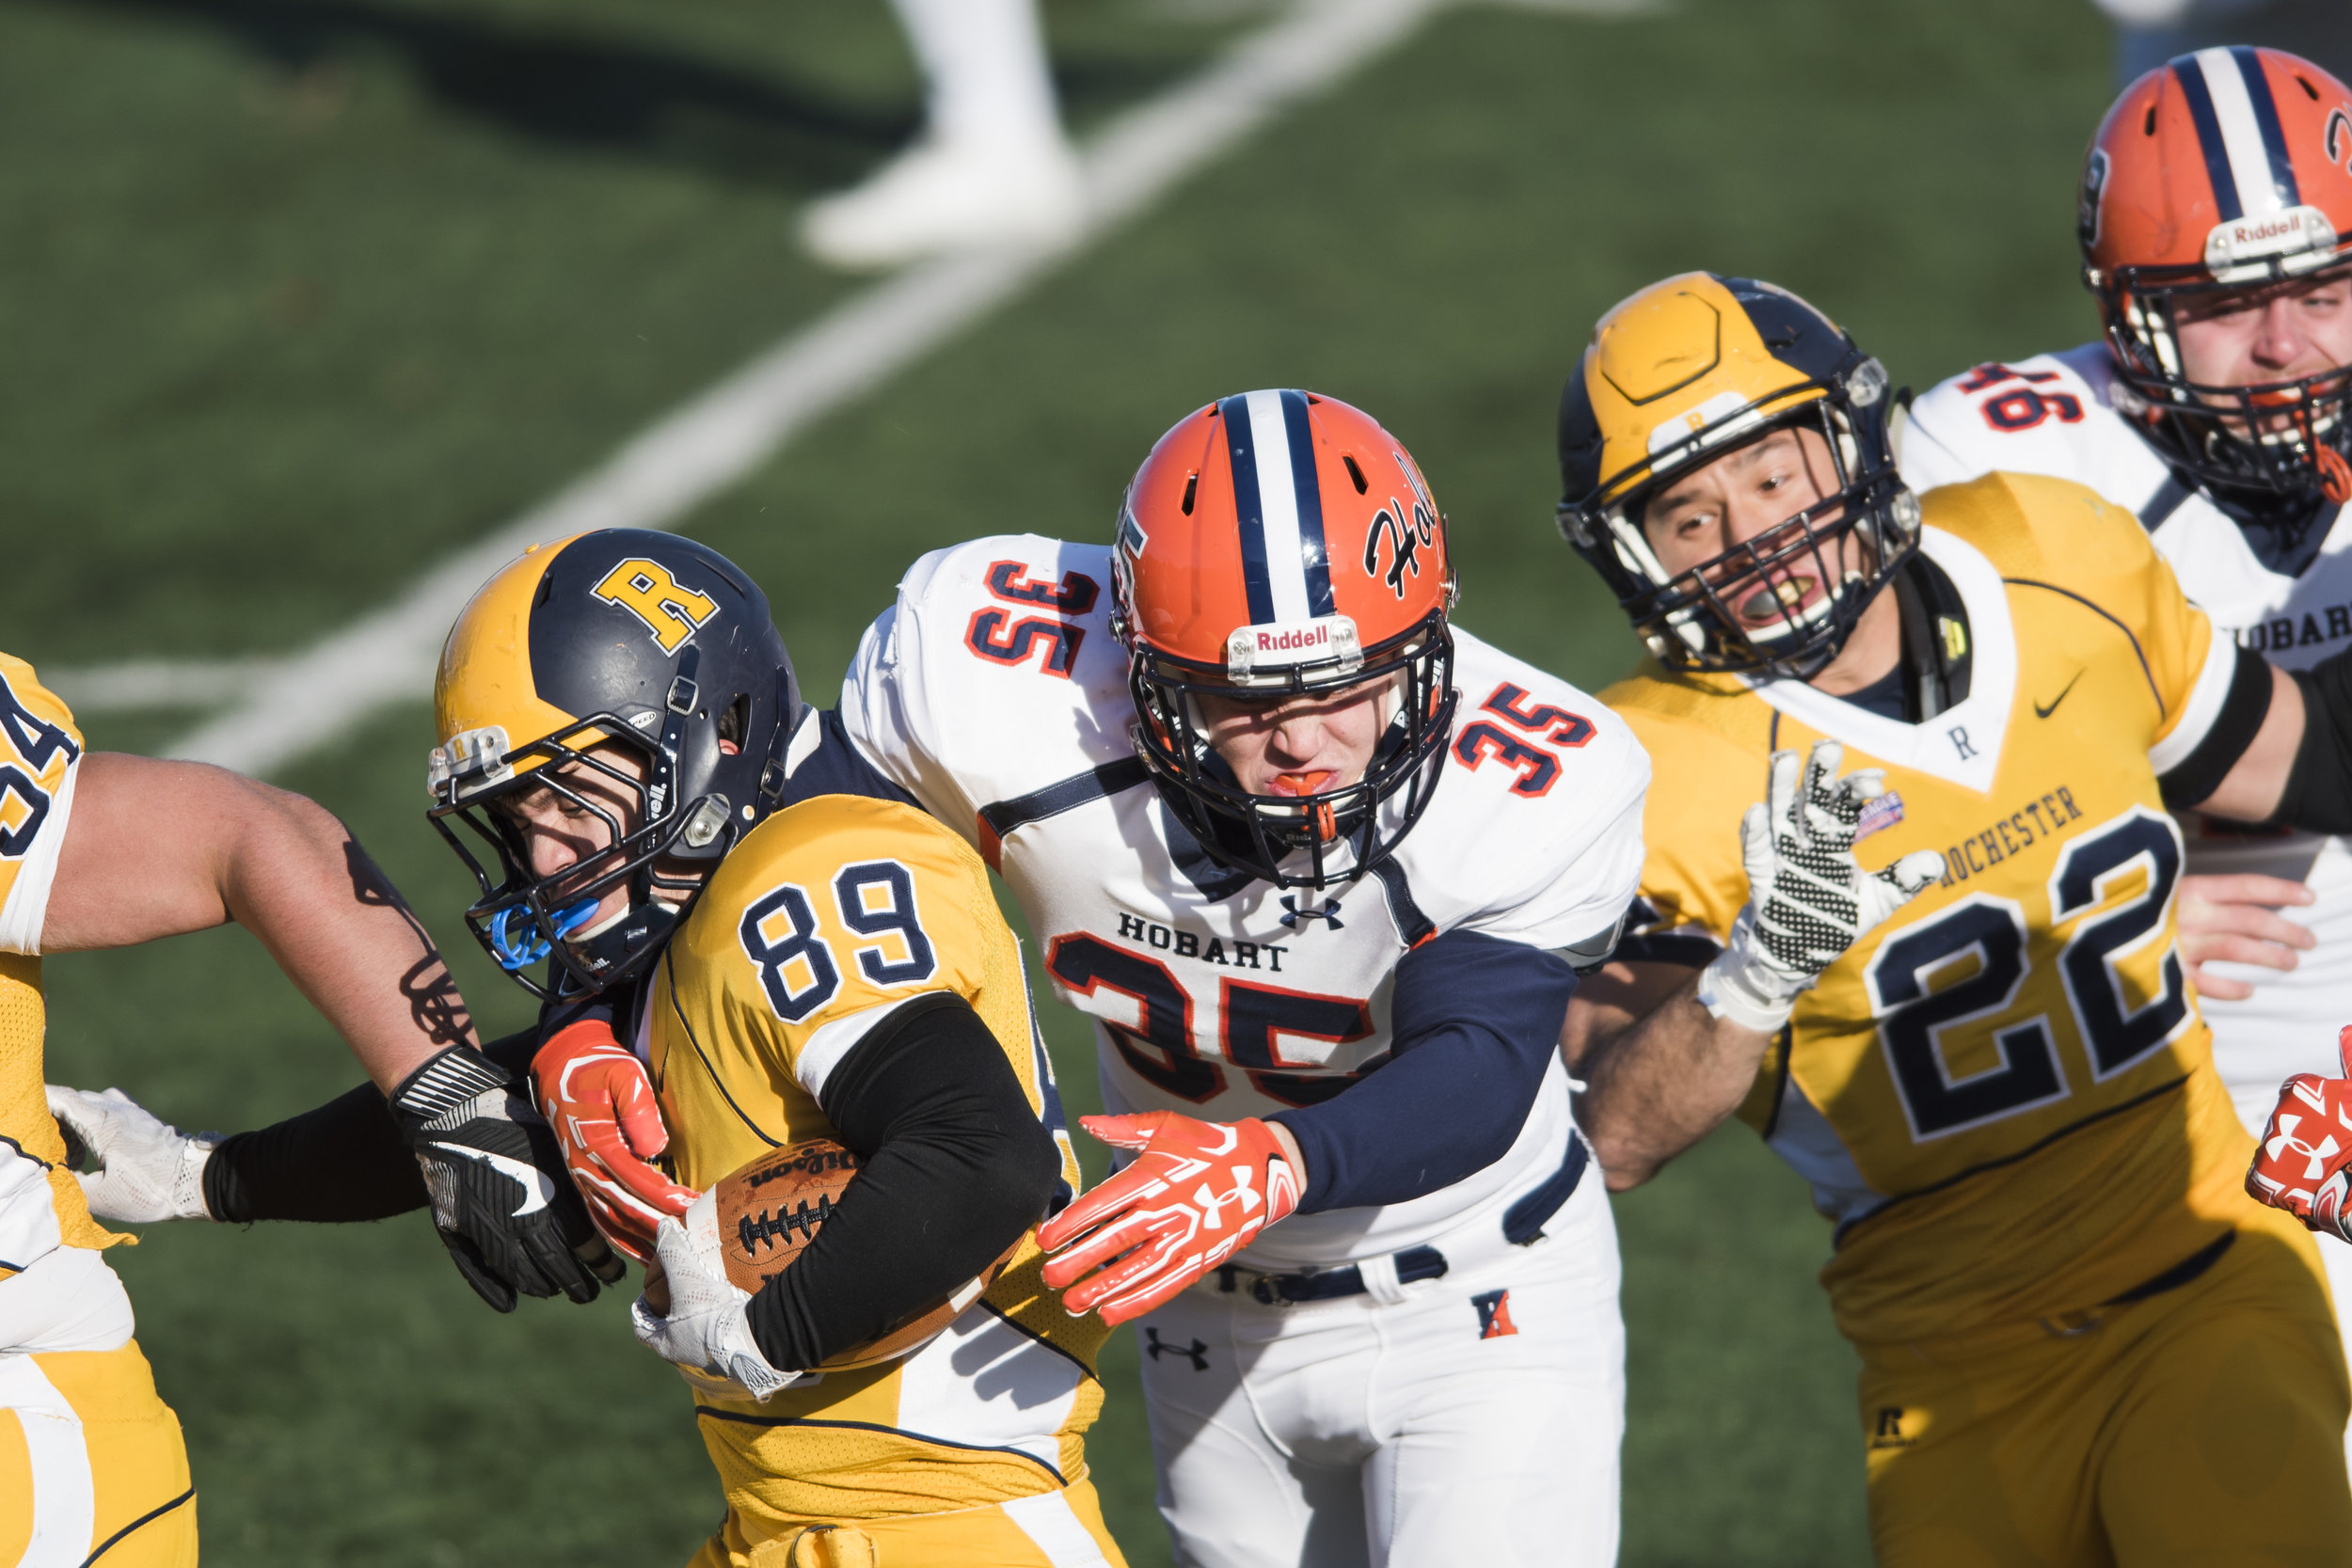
left=44, top=1085, right=221, bottom=1224
left=1699, top=740, right=1946, bottom=1034
left=631, top=1190, right=803, bottom=1402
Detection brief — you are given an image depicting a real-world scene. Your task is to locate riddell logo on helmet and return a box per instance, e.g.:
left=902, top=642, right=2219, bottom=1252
left=1259, top=624, right=1332, bottom=654
left=1224, top=615, right=1363, bottom=681
left=2205, top=205, right=2338, bottom=274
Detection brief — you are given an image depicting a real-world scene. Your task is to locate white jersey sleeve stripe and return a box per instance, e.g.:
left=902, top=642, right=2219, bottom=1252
left=2150, top=633, right=2243, bottom=776
left=0, top=757, right=78, bottom=957
left=792, top=991, right=953, bottom=1102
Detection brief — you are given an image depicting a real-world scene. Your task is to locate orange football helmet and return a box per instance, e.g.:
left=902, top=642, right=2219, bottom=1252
left=2083, top=46, right=2352, bottom=502
left=1112, top=390, right=1458, bottom=889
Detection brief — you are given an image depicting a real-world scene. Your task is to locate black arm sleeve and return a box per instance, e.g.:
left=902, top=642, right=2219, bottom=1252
left=199, top=1026, right=542, bottom=1224
left=2275, top=651, right=2352, bottom=832
left=203, top=1083, right=425, bottom=1224
left=1267, top=928, right=1577, bottom=1214
left=744, top=992, right=1059, bottom=1373
left=2156, top=641, right=2275, bottom=810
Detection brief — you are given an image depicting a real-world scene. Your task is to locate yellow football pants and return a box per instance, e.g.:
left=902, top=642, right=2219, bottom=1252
left=1859, top=1216, right=2352, bottom=1567
left=690, top=1479, right=1129, bottom=1568
left=0, top=1340, right=196, bottom=1567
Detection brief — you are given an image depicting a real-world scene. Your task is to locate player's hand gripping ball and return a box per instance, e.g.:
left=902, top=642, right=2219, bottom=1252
left=2249, top=1025, right=2352, bottom=1240
left=1039, top=1111, right=1300, bottom=1325
left=640, top=1138, right=1019, bottom=1373
left=531, top=1018, right=697, bottom=1264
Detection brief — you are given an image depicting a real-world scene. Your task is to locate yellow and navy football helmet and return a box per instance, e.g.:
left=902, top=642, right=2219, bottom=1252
left=428, top=530, right=800, bottom=1000
left=1556, top=272, right=1919, bottom=681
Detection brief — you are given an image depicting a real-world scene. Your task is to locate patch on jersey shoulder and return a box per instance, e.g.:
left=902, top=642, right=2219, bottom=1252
left=1855, top=790, right=1904, bottom=843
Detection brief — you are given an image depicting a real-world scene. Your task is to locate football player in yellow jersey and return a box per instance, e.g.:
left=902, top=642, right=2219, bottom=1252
left=1552, top=272, right=2352, bottom=1565
left=415, top=529, right=1120, bottom=1568
left=0, top=652, right=610, bottom=1565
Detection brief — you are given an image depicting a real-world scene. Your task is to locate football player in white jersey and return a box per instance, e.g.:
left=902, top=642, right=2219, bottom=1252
left=66, top=399, right=1647, bottom=1564
left=1899, top=47, right=2352, bottom=1440
left=837, top=390, right=1649, bottom=1567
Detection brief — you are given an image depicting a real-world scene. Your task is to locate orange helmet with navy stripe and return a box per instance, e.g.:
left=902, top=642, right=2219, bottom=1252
left=2083, top=47, right=2352, bottom=502
left=1113, top=390, right=1458, bottom=889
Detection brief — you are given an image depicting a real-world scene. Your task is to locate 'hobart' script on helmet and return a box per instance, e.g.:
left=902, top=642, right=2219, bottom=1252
left=1362, top=479, right=1439, bottom=601
left=2204, top=204, right=2341, bottom=279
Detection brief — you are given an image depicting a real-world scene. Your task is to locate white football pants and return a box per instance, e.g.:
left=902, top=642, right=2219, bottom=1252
left=1129, top=1170, right=1624, bottom=1568
left=2233, top=1084, right=2352, bottom=1478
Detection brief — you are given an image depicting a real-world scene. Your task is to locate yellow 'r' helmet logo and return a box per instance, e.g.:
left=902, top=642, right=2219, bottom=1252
left=592, top=559, right=719, bottom=652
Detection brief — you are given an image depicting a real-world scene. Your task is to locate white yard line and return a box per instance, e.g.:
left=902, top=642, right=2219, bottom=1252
left=47, top=0, right=1657, bottom=770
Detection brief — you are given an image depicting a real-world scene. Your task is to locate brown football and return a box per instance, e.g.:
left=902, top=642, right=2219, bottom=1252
left=646, top=1136, right=1023, bottom=1370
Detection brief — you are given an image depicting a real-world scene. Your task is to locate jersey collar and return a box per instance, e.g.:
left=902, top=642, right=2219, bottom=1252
left=1740, top=527, right=2015, bottom=793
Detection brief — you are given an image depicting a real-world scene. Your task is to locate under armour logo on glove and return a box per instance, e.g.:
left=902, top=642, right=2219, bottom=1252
left=2249, top=1025, right=2352, bottom=1242
left=2268, top=1114, right=2344, bottom=1180
left=1039, top=1111, right=1300, bottom=1326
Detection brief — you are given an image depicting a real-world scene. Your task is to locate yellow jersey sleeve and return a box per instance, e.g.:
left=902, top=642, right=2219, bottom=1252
left=1602, top=667, right=1772, bottom=954
left=0, top=652, right=123, bottom=1261
left=654, top=794, right=1073, bottom=1196
left=1939, top=472, right=2224, bottom=760
left=0, top=653, right=87, bottom=955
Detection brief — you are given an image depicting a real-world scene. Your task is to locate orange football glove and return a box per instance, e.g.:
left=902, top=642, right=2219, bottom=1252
left=1038, top=1111, right=1300, bottom=1325
left=2248, top=1025, right=2352, bottom=1242
left=531, top=1019, right=697, bottom=1264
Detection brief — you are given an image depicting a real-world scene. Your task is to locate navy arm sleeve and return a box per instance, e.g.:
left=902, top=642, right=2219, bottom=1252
left=1266, top=928, right=1576, bottom=1214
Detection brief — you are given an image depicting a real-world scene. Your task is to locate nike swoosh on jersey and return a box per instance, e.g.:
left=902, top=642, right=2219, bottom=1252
left=2033, top=670, right=2084, bottom=719
left=427, top=1141, right=557, bottom=1216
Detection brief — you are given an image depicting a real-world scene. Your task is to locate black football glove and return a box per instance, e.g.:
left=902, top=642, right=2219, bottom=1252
left=388, top=1046, right=625, bottom=1311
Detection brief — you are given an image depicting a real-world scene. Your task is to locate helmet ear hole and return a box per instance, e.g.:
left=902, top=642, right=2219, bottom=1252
left=718, top=694, right=749, bottom=749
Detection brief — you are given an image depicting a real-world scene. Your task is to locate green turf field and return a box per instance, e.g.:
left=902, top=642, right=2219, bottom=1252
left=10, top=0, right=2120, bottom=1560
